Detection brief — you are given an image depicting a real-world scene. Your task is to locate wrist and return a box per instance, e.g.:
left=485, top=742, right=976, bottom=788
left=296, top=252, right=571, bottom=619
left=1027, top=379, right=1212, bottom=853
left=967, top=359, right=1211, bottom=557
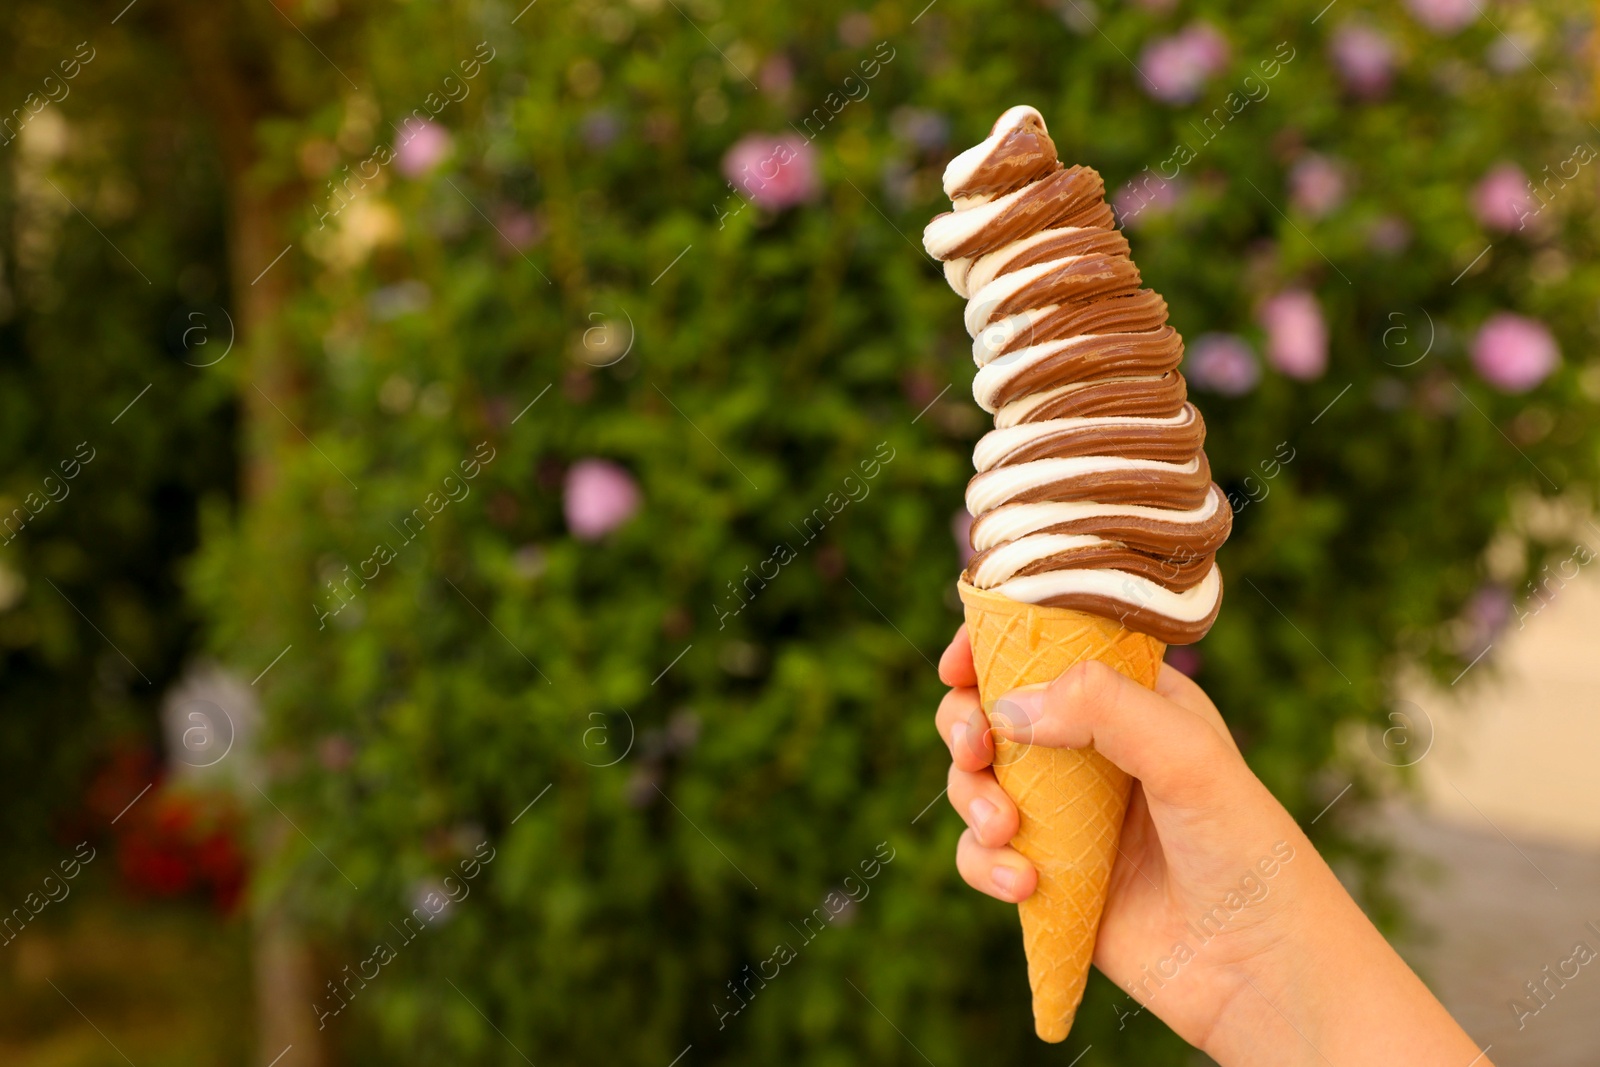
left=1201, top=856, right=1485, bottom=1067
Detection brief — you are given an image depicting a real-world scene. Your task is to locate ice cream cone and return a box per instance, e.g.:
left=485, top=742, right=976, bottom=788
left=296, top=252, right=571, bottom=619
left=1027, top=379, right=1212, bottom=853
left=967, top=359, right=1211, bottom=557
left=925, top=105, right=1225, bottom=1041
left=957, top=580, right=1165, bottom=1042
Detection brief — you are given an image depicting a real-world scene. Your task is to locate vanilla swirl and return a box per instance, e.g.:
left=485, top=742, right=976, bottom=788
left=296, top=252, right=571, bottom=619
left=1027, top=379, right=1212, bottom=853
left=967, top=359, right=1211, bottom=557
left=923, top=106, right=1229, bottom=644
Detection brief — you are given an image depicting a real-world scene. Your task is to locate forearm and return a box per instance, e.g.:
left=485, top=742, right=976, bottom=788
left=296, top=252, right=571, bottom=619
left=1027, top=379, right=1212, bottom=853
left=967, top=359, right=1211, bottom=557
left=1203, top=863, right=1487, bottom=1067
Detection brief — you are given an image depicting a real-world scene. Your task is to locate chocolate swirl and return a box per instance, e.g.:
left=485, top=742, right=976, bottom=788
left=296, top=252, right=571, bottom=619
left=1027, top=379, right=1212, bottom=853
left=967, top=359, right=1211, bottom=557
left=923, top=105, right=1230, bottom=644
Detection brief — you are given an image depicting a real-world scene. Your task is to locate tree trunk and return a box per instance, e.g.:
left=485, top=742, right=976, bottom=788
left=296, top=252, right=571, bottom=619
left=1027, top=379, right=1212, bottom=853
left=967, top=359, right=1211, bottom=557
left=172, top=4, right=326, bottom=1063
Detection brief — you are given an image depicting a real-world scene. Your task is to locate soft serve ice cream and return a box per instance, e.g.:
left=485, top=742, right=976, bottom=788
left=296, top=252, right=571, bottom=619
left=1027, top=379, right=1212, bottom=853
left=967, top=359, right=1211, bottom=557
left=924, top=105, right=1230, bottom=644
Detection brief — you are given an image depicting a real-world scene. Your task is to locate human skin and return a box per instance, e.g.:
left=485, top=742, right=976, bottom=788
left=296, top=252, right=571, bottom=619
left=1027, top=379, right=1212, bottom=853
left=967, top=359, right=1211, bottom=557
left=936, top=625, right=1490, bottom=1066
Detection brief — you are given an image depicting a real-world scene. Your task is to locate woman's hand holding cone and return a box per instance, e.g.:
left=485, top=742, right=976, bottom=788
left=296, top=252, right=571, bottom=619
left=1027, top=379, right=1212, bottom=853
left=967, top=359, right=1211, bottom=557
left=936, top=625, right=1490, bottom=1067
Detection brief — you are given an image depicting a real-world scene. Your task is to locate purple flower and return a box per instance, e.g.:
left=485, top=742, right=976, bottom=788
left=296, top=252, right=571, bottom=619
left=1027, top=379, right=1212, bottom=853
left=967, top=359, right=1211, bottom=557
left=890, top=107, right=950, bottom=152
left=1164, top=646, right=1202, bottom=677
left=951, top=510, right=975, bottom=567
left=1139, top=23, right=1231, bottom=105
left=1289, top=154, right=1347, bottom=218
left=1473, top=163, right=1535, bottom=232
left=1259, top=290, right=1328, bottom=381
left=1457, top=584, right=1511, bottom=660
left=1471, top=314, right=1559, bottom=394
left=1406, top=0, right=1478, bottom=35
left=1186, top=334, right=1260, bottom=396
left=1329, top=23, right=1397, bottom=99
left=395, top=121, right=452, bottom=177
left=723, top=133, right=820, bottom=211
left=580, top=109, right=623, bottom=150
left=564, top=459, right=641, bottom=539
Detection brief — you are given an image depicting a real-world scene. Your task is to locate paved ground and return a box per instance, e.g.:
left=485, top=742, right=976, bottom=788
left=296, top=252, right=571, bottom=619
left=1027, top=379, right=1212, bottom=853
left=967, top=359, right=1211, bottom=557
left=1386, top=804, right=1600, bottom=1067
left=1393, top=560, right=1600, bottom=1064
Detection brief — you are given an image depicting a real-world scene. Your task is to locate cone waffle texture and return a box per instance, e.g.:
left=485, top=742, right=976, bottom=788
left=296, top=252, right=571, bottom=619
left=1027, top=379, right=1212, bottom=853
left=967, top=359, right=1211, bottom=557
left=957, top=580, right=1165, bottom=1042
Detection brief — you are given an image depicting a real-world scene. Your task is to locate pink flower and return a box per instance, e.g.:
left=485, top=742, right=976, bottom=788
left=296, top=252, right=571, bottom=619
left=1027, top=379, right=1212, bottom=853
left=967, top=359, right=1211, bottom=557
left=1406, top=0, right=1477, bottom=35
left=1487, top=34, right=1533, bottom=74
left=1329, top=24, right=1397, bottom=99
left=758, top=56, right=793, bottom=97
left=564, top=459, right=641, bottom=539
left=1114, top=175, right=1186, bottom=228
left=722, top=134, right=820, bottom=211
left=1140, top=23, right=1231, bottom=105
left=951, top=510, right=975, bottom=567
left=837, top=12, right=875, bottom=48
left=1367, top=215, right=1411, bottom=255
left=318, top=735, right=356, bottom=771
left=1471, top=314, right=1559, bottom=394
left=395, top=121, right=453, bottom=177
left=1186, top=334, right=1260, bottom=396
left=902, top=370, right=939, bottom=409
left=1289, top=154, right=1347, bottom=218
left=1259, top=290, right=1328, bottom=380
left=494, top=208, right=544, bottom=250
left=1473, top=163, right=1535, bottom=232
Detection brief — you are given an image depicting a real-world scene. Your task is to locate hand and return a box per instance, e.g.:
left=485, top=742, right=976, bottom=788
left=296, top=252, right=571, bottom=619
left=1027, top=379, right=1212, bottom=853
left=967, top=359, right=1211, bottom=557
left=936, top=625, right=1488, bottom=1066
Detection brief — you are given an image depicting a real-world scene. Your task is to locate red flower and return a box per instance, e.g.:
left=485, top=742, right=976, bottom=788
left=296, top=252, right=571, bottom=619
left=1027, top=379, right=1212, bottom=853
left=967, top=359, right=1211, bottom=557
left=111, top=784, right=249, bottom=915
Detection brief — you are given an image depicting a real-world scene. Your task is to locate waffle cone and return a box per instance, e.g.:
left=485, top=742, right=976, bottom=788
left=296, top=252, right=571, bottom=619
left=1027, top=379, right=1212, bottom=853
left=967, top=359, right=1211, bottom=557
left=957, top=580, right=1165, bottom=1042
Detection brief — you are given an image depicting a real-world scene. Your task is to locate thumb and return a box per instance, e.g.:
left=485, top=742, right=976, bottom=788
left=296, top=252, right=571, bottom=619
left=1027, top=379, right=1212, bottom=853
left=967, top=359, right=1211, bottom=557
left=992, top=659, right=1235, bottom=808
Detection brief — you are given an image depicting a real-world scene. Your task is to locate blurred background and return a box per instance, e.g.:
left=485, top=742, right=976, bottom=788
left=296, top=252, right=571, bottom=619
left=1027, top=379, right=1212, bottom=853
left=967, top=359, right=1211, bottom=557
left=3, top=0, right=1599, bottom=1063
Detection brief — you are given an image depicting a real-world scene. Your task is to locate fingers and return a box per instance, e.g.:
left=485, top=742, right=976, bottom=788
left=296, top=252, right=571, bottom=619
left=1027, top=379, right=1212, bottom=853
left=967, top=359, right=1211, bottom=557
left=956, top=828, right=1036, bottom=903
left=938, top=625, right=977, bottom=688
left=992, top=660, right=1238, bottom=808
left=947, top=762, right=1017, bottom=848
left=935, top=686, right=993, bottom=772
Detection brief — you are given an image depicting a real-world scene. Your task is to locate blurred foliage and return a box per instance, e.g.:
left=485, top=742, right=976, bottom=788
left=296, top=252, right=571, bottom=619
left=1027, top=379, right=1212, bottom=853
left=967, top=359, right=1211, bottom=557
left=0, top=2, right=237, bottom=887
left=4, top=0, right=1600, bottom=1064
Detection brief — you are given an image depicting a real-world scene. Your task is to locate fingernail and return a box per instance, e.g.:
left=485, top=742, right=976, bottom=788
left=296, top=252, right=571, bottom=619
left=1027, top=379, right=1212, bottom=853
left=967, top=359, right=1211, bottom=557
left=951, top=722, right=970, bottom=760
left=992, top=865, right=1017, bottom=894
left=968, top=796, right=997, bottom=834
